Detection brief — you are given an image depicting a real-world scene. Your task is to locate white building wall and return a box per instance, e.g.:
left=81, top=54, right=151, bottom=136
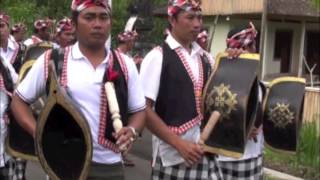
left=263, top=21, right=302, bottom=76
left=204, top=18, right=230, bottom=58
left=204, top=16, right=319, bottom=80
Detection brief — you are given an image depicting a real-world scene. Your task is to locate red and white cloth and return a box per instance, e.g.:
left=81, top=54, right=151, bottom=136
left=71, top=0, right=111, bottom=13
left=226, top=22, right=257, bottom=49
left=11, top=23, right=27, bottom=33
left=0, top=12, right=10, bottom=25
left=168, top=0, right=201, bottom=16
left=56, top=18, right=73, bottom=33
left=117, top=30, right=138, bottom=42
left=34, top=19, right=50, bottom=30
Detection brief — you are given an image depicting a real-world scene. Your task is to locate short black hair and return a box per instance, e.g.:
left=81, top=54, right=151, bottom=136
left=71, top=11, right=80, bottom=25
left=170, top=8, right=183, bottom=20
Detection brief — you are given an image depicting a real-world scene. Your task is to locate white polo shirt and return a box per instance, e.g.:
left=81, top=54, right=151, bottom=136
left=16, top=42, right=146, bottom=164
left=0, top=36, right=19, bottom=81
left=0, top=36, right=19, bottom=167
left=140, top=34, right=210, bottom=167
left=23, top=35, right=42, bottom=47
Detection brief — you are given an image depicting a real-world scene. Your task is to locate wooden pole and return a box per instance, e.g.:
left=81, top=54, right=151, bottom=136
left=259, top=0, right=267, bottom=80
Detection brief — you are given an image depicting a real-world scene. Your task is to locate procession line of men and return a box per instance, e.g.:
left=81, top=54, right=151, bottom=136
left=1, top=10, right=77, bottom=180
left=1, top=0, right=264, bottom=179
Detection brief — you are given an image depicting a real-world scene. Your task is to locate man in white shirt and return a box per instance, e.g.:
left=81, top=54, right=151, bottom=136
left=23, top=19, right=51, bottom=47
left=0, top=13, right=20, bottom=78
left=217, top=22, right=264, bottom=180
left=140, top=0, right=222, bottom=179
left=196, top=28, right=215, bottom=66
left=117, top=30, right=143, bottom=67
left=10, top=1, right=146, bottom=179
left=0, top=11, right=19, bottom=180
left=53, top=17, right=75, bottom=48
left=10, top=23, right=27, bottom=44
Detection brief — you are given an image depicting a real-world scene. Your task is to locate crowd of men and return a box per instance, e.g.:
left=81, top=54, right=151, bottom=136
left=1, top=0, right=264, bottom=179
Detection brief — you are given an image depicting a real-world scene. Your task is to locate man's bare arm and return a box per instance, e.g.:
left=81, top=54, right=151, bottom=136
left=10, top=94, right=37, bottom=138
left=145, top=98, right=203, bottom=165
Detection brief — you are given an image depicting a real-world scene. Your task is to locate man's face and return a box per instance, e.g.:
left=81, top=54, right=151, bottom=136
left=14, top=30, right=26, bottom=42
left=76, top=6, right=111, bottom=49
left=56, top=29, right=75, bottom=47
left=0, top=21, right=9, bottom=43
left=197, top=37, right=208, bottom=50
left=170, top=10, right=202, bottom=43
left=39, top=27, right=51, bottom=41
left=127, top=39, right=135, bottom=51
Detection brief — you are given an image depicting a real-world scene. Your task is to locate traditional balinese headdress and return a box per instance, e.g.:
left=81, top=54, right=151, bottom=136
left=71, top=0, right=111, bottom=14
left=117, top=30, right=138, bottom=42
left=226, top=22, right=257, bottom=49
left=11, top=23, right=27, bottom=33
left=0, top=12, right=10, bottom=25
left=34, top=19, right=50, bottom=30
left=56, top=18, right=73, bottom=33
left=118, top=16, right=138, bottom=42
left=168, top=0, right=201, bottom=16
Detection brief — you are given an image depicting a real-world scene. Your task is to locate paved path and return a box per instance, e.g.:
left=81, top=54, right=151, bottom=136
left=22, top=130, right=304, bottom=180
left=25, top=130, right=153, bottom=180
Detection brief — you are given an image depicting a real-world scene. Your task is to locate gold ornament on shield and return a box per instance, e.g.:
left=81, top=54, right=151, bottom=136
left=268, top=102, right=294, bottom=128
left=205, top=83, right=237, bottom=120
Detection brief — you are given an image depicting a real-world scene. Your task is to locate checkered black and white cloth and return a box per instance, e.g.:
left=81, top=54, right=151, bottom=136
left=152, top=155, right=223, bottom=180
left=0, top=158, right=26, bottom=180
left=15, top=158, right=27, bottom=180
left=219, top=155, right=263, bottom=180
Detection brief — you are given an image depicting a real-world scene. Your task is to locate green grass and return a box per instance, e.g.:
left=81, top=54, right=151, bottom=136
left=264, top=121, right=320, bottom=180
left=297, top=121, right=320, bottom=169
left=263, top=176, right=278, bottom=180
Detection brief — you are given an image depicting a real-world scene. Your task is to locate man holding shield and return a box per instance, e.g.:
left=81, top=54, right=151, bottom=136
left=11, top=0, right=146, bottom=179
left=140, top=0, right=222, bottom=179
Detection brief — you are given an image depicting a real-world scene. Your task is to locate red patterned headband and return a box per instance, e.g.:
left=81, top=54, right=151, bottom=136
left=71, top=0, right=110, bottom=13
left=0, top=12, right=10, bottom=25
left=168, top=0, right=201, bottom=16
left=56, top=18, right=73, bottom=33
left=226, top=22, right=257, bottom=49
left=11, top=23, right=27, bottom=33
left=118, top=30, right=138, bottom=42
left=34, top=19, right=50, bottom=30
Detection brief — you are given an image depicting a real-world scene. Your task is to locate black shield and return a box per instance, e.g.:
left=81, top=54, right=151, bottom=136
left=263, top=77, right=305, bottom=152
left=202, top=53, right=260, bottom=158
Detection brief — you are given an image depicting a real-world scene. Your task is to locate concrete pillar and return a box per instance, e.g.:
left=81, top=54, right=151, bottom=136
left=298, top=21, right=306, bottom=77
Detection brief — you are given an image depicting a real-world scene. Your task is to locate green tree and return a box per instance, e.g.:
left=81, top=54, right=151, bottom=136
left=0, top=0, right=166, bottom=47
left=312, top=0, right=320, bottom=8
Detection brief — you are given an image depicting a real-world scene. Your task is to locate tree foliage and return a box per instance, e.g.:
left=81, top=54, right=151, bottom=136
left=0, top=0, right=167, bottom=47
left=312, top=0, right=320, bottom=9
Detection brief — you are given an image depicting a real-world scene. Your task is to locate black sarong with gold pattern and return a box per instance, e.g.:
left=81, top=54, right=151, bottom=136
left=263, top=77, right=305, bottom=153
left=202, top=53, right=260, bottom=158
